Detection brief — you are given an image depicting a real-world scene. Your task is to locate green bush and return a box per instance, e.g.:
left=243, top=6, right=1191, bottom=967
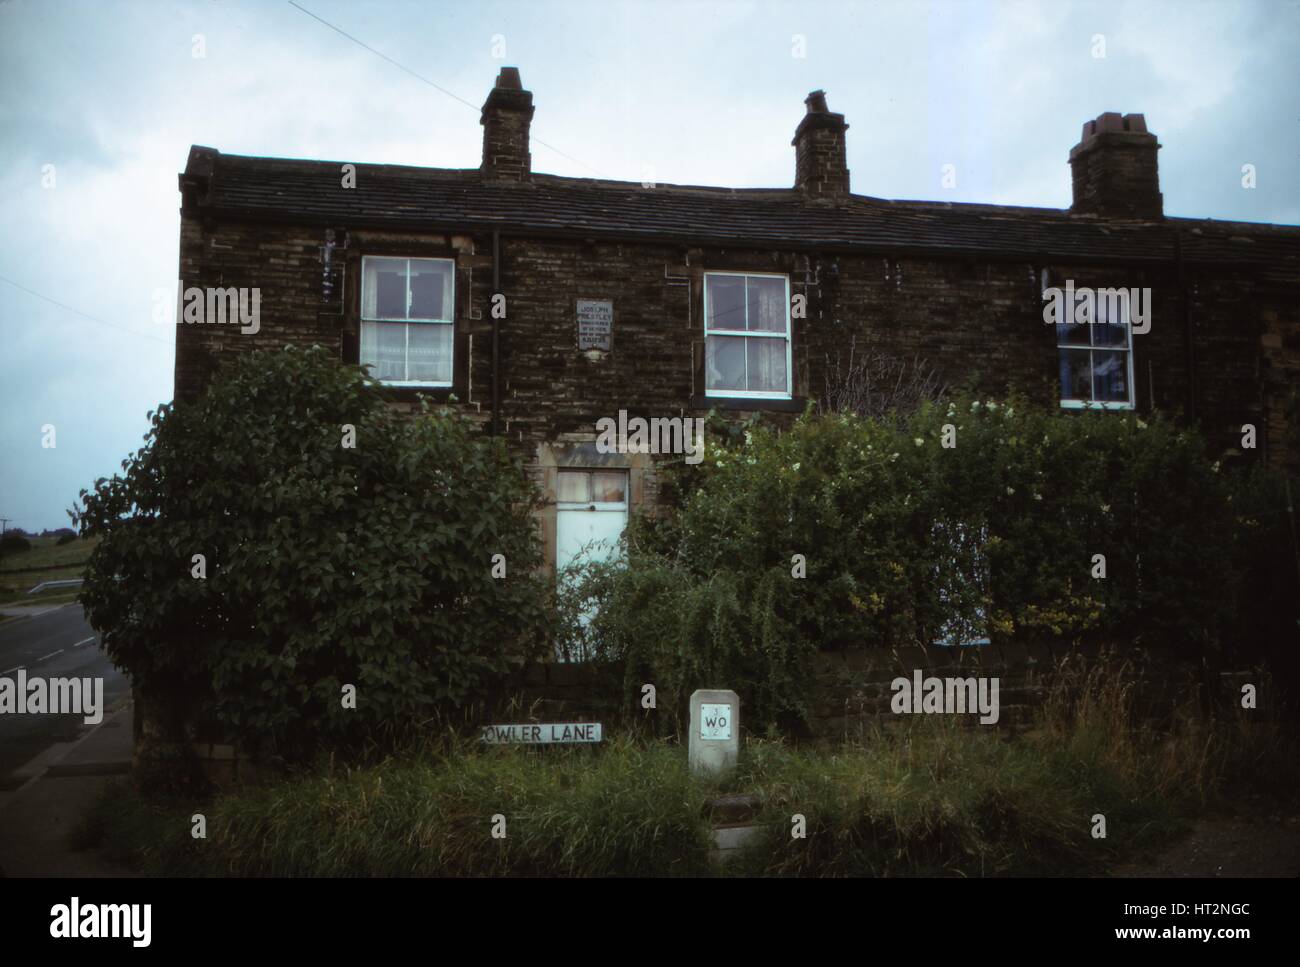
left=74, top=346, right=553, bottom=760
left=562, top=396, right=1239, bottom=732
left=905, top=397, right=1235, bottom=649
left=0, top=533, right=31, bottom=555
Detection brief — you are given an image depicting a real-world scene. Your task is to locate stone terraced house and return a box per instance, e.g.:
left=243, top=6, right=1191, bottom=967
left=175, top=67, right=1300, bottom=576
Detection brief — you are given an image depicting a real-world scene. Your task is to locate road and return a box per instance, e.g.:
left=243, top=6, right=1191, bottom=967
left=0, top=605, right=129, bottom=787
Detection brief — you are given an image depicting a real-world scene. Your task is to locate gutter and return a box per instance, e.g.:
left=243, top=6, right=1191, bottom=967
left=1175, top=229, right=1197, bottom=422
left=492, top=229, right=501, bottom=436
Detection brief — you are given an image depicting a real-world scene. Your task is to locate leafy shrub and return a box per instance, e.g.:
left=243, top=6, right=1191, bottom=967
left=562, top=396, right=1239, bottom=731
left=906, top=397, right=1236, bottom=649
left=74, top=346, right=553, bottom=760
left=559, top=552, right=814, bottom=735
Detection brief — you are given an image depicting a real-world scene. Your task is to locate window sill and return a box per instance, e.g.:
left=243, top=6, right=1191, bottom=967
left=375, top=384, right=459, bottom=404
left=692, top=395, right=806, bottom=413
left=375, top=381, right=453, bottom=388
left=1059, top=400, right=1134, bottom=411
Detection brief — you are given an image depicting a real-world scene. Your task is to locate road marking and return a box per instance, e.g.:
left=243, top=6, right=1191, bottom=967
left=36, top=649, right=64, bottom=663
left=71, top=636, right=96, bottom=648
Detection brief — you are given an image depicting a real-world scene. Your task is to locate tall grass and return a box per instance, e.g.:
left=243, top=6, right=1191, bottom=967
left=723, top=718, right=1178, bottom=876
left=81, top=660, right=1298, bottom=876
left=84, top=733, right=712, bottom=876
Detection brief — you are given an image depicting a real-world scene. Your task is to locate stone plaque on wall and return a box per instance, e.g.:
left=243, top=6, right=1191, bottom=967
left=576, top=299, right=613, bottom=351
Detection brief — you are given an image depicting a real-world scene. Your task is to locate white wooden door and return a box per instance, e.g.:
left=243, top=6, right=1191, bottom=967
left=555, top=469, right=628, bottom=659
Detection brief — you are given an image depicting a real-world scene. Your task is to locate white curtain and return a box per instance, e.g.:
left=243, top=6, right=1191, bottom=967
left=360, top=321, right=405, bottom=380
left=407, top=323, right=453, bottom=382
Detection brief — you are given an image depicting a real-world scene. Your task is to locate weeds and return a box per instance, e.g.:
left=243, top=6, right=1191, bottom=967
left=80, top=661, right=1298, bottom=876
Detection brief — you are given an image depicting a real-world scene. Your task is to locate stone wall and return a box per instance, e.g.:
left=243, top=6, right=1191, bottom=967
left=175, top=215, right=1292, bottom=472
left=500, top=644, right=1256, bottom=742
left=139, top=648, right=1258, bottom=790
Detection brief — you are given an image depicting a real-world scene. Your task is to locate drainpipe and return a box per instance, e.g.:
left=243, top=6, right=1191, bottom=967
left=1175, top=229, right=1197, bottom=423
left=492, top=229, right=501, bottom=436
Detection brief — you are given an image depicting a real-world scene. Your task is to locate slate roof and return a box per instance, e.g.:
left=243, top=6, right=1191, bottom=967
left=181, top=147, right=1300, bottom=278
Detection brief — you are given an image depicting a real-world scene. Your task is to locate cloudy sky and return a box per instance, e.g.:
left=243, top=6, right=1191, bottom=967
left=1, top=0, right=1297, bottom=531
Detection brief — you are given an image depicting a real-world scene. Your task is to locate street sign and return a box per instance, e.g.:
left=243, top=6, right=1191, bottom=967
left=479, top=722, right=603, bottom=744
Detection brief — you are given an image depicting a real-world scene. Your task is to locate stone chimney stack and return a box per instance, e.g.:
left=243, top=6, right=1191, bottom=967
left=480, top=67, right=534, bottom=181
left=792, top=90, right=850, bottom=198
left=1069, top=112, right=1162, bottom=218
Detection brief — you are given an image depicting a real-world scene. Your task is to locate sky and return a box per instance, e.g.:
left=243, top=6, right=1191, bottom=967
left=1, top=0, right=1297, bottom=532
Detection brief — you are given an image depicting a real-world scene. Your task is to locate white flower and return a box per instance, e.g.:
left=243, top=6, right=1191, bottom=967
left=1100, top=503, right=1111, bottom=513
left=744, top=431, right=753, bottom=445
left=715, top=460, right=724, bottom=467
left=1212, top=461, right=1220, bottom=474
left=971, top=401, right=981, bottom=412
left=890, top=452, right=900, bottom=462
left=792, top=462, right=801, bottom=471
left=1006, top=486, right=1015, bottom=496
left=914, top=437, right=924, bottom=447
left=987, top=401, right=998, bottom=411
left=1136, top=419, right=1148, bottom=430
left=1033, top=493, right=1043, bottom=501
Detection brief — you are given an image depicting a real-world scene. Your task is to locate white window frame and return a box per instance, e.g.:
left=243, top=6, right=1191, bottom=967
left=360, top=255, right=455, bottom=387
left=1049, top=280, right=1136, bottom=412
left=703, top=271, right=793, bottom=400
left=555, top=469, right=630, bottom=513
